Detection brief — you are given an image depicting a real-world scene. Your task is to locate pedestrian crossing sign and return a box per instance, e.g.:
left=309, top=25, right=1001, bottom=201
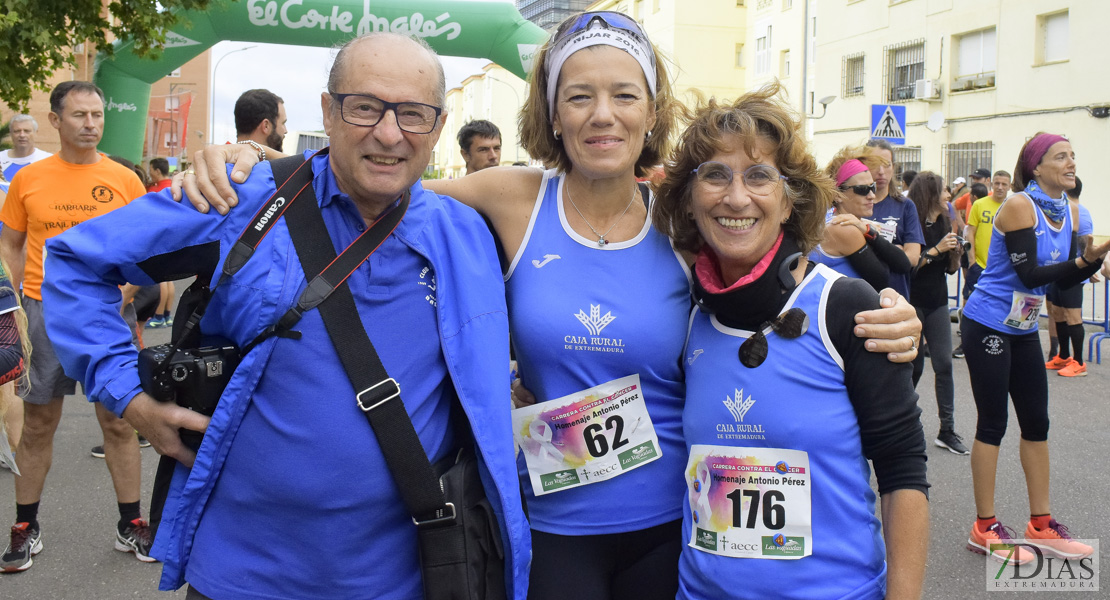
left=870, top=104, right=907, bottom=145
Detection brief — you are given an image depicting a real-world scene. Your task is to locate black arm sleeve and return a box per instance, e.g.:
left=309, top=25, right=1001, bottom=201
left=1005, top=228, right=1102, bottom=290
left=866, top=234, right=914, bottom=274
left=0, top=312, right=24, bottom=385
left=844, top=244, right=890, bottom=291
left=827, top=278, right=929, bottom=496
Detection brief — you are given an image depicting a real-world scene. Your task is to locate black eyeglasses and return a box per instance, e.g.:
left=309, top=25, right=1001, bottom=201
left=554, top=11, right=651, bottom=46
left=692, top=162, right=787, bottom=195
left=839, top=182, right=877, bottom=196
left=738, top=308, right=810, bottom=368
left=330, top=93, right=443, bottom=134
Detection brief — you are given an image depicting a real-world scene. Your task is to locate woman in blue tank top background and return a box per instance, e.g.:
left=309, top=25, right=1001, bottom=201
left=652, top=82, right=929, bottom=600
left=960, top=133, right=1108, bottom=565
left=810, top=144, right=913, bottom=290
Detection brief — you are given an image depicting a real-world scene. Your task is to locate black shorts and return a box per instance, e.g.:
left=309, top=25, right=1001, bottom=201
left=1046, top=282, right=1083, bottom=309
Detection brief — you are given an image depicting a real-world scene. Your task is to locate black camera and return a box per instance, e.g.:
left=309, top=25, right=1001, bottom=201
left=138, top=342, right=240, bottom=417
left=955, top=236, right=972, bottom=253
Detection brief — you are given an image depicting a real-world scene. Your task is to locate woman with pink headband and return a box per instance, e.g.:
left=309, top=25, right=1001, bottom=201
left=173, top=18, right=922, bottom=599
left=961, top=132, right=1109, bottom=564
left=810, top=145, right=911, bottom=291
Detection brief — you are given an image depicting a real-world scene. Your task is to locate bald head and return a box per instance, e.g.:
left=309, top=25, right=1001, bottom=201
left=328, top=33, right=446, bottom=105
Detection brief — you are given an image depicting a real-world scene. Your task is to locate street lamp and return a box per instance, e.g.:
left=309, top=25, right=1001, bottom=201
left=808, top=95, right=836, bottom=119
left=486, top=75, right=523, bottom=162
left=209, top=45, right=258, bottom=143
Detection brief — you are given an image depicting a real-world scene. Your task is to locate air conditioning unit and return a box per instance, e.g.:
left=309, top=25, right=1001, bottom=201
left=914, top=79, right=941, bottom=101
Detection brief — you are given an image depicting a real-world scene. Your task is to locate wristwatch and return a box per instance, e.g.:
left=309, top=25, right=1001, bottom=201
left=237, top=139, right=266, bottom=162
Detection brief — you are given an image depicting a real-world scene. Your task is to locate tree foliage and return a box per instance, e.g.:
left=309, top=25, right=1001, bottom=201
left=0, top=0, right=220, bottom=112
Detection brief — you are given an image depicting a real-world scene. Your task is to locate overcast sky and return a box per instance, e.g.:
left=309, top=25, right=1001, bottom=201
left=207, top=0, right=517, bottom=142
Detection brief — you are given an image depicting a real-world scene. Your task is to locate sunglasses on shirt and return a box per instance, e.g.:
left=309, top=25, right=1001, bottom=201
left=738, top=308, right=810, bottom=369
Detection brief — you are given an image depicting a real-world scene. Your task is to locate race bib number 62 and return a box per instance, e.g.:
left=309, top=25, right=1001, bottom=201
left=512, top=374, right=661, bottom=495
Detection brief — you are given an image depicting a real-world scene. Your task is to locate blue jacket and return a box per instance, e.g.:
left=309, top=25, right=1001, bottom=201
left=42, top=152, right=530, bottom=598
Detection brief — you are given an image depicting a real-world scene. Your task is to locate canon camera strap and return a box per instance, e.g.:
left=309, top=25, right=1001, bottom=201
left=279, top=166, right=453, bottom=527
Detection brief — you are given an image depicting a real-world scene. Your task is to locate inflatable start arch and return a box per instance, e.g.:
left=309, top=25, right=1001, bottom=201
left=95, top=0, right=548, bottom=162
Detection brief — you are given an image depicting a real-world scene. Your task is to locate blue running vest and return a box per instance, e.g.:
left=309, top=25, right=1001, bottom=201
left=809, top=210, right=861, bottom=279
left=678, top=265, right=886, bottom=600
left=964, top=194, right=1071, bottom=335
left=506, top=170, right=691, bottom=534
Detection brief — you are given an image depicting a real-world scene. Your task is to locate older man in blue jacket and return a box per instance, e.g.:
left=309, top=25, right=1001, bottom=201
left=41, top=33, right=529, bottom=599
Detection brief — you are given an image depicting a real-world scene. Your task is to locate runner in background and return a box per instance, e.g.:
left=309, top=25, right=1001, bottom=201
left=1044, top=176, right=1094, bottom=376
left=961, top=133, right=1105, bottom=565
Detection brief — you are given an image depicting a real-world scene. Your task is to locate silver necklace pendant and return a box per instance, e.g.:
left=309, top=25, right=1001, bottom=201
left=598, top=237, right=608, bottom=247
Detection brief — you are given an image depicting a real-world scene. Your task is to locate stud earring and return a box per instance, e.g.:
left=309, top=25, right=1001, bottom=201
left=645, top=130, right=653, bottom=141
left=553, top=129, right=561, bottom=140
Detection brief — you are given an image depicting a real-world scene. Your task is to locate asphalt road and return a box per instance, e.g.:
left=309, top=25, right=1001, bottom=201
left=1, top=316, right=1107, bottom=599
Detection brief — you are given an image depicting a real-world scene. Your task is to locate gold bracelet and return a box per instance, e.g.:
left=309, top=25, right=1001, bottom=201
left=237, top=140, right=266, bottom=162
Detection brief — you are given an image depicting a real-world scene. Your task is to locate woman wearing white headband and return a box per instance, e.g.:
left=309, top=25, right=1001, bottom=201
left=175, top=13, right=921, bottom=599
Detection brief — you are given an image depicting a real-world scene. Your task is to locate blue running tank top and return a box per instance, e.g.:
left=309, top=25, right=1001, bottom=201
left=963, top=194, right=1072, bottom=335
left=678, top=265, right=886, bottom=600
left=506, top=169, right=692, bottom=534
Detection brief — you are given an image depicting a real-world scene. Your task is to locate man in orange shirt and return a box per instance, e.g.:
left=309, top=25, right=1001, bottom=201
left=0, top=81, right=153, bottom=573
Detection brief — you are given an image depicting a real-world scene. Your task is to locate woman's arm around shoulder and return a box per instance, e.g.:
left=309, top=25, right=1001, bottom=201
left=425, top=166, right=546, bottom=260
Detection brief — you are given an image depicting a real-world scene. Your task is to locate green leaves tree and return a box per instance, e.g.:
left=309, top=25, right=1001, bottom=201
left=0, top=0, right=220, bottom=112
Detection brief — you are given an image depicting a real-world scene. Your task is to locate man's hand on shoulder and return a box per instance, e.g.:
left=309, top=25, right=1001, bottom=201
left=122, top=392, right=210, bottom=467
left=854, top=289, right=921, bottom=363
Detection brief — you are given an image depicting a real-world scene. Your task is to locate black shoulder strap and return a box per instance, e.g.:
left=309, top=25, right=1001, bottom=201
left=283, top=185, right=449, bottom=524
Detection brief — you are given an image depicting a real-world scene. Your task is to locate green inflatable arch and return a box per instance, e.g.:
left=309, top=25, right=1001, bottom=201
left=95, top=0, right=548, bottom=162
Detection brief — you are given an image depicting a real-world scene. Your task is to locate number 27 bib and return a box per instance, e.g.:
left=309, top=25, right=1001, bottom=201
left=686, top=445, right=812, bottom=559
left=512, top=374, right=661, bottom=495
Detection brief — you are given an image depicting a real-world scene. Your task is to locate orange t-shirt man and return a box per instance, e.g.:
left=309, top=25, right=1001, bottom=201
left=0, top=154, right=145, bottom=300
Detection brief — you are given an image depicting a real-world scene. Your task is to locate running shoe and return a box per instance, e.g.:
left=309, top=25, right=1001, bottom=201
left=1024, top=519, right=1093, bottom=559
left=952, top=344, right=964, bottom=359
left=1045, top=355, right=1073, bottom=370
left=1, top=522, right=42, bottom=573
left=935, top=430, right=970, bottom=455
left=146, top=317, right=166, bottom=329
left=91, top=445, right=105, bottom=458
left=115, top=518, right=156, bottom=563
left=1058, top=361, right=1088, bottom=377
left=138, top=435, right=151, bottom=448
left=967, top=520, right=1035, bottom=565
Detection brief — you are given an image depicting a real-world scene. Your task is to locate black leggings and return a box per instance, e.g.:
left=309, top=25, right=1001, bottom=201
left=527, top=519, right=682, bottom=600
left=961, top=317, right=1050, bottom=446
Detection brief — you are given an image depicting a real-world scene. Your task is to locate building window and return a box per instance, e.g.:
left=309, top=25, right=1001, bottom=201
left=1037, top=10, right=1068, bottom=64
left=168, top=68, right=181, bottom=78
left=942, top=142, right=993, bottom=187
left=843, top=53, right=865, bottom=97
left=755, top=23, right=772, bottom=75
left=735, top=43, right=745, bottom=68
left=165, top=96, right=180, bottom=111
left=953, top=28, right=996, bottom=91
left=783, top=0, right=792, bottom=9
left=883, top=39, right=925, bottom=103
left=781, top=50, right=791, bottom=77
left=893, top=146, right=922, bottom=179
left=809, top=15, right=817, bottom=63
left=163, top=132, right=180, bottom=149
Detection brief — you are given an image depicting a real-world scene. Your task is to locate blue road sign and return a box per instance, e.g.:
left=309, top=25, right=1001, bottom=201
left=871, top=104, right=907, bottom=145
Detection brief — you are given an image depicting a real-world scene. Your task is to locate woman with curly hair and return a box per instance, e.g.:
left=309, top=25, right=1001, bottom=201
left=653, top=83, right=929, bottom=600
